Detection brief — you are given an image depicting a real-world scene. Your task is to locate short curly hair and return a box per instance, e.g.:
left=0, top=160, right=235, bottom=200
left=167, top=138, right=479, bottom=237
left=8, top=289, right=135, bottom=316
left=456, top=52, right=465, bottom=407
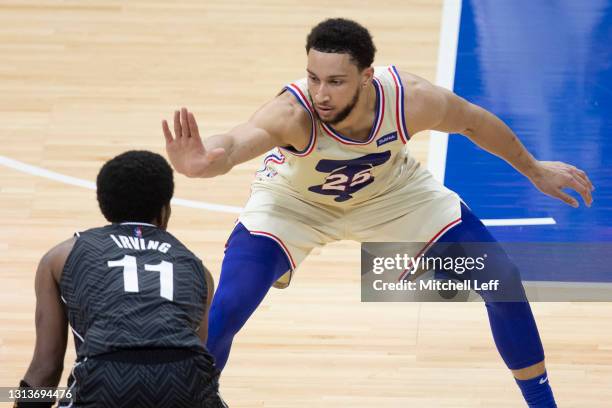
left=305, top=18, right=376, bottom=70
left=96, top=150, right=174, bottom=223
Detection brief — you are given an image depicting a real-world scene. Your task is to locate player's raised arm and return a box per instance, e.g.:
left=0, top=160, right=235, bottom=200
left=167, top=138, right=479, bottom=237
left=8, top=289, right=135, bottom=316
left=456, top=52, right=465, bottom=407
left=402, top=72, right=595, bottom=208
left=162, top=94, right=310, bottom=178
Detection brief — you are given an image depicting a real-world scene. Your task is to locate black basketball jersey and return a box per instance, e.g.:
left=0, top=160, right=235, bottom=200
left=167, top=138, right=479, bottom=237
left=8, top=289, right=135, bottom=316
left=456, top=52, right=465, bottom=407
left=60, top=222, right=209, bottom=358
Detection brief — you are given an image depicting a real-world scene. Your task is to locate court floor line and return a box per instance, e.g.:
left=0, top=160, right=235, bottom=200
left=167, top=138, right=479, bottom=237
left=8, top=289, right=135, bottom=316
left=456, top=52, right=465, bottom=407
left=0, top=155, right=242, bottom=214
left=1, top=155, right=556, bottom=225
left=427, top=0, right=462, bottom=183
left=483, top=218, right=556, bottom=226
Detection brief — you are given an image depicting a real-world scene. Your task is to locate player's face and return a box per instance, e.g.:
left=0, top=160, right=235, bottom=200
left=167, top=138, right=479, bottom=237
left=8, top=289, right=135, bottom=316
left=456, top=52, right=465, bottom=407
left=306, top=50, right=370, bottom=125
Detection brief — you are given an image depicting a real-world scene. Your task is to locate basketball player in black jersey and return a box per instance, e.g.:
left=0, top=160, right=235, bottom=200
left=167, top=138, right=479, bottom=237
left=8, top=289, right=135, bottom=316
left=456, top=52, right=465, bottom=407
left=16, top=151, right=227, bottom=408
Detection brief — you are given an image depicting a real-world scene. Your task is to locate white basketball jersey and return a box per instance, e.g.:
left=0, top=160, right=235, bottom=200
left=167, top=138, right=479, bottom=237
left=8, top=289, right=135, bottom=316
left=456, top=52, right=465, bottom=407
left=240, top=66, right=462, bottom=288
left=253, top=66, right=421, bottom=207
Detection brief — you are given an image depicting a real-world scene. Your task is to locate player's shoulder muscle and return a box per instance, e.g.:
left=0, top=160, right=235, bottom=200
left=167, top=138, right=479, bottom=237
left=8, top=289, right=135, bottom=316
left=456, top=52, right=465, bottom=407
left=397, top=69, right=450, bottom=135
left=40, top=237, right=77, bottom=283
left=249, top=91, right=312, bottom=151
left=397, top=70, right=444, bottom=106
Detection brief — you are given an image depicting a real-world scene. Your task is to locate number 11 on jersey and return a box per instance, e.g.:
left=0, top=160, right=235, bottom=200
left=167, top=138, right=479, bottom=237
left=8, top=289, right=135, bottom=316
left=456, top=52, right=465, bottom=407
left=107, top=255, right=174, bottom=301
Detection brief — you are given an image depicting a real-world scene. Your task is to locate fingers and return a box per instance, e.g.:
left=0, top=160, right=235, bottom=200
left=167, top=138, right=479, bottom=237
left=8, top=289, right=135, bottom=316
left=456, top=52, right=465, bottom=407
left=173, top=110, right=182, bottom=140
left=573, top=167, right=595, bottom=191
left=172, top=107, right=199, bottom=141
left=560, top=175, right=591, bottom=207
left=563, top=165, right=594, bottom=207
left=187, top=112, right=200, bottom=139
left=551, top=163, right=595, bottom=208
left=180, top=108, right=190, bottom=138
left=528, top=161, right=594, bottom=209
left=162, top=120, right=173, bottom=144
left=554, top=189, right=579, bottom=208
left=569, top=173, right=593, bottom=207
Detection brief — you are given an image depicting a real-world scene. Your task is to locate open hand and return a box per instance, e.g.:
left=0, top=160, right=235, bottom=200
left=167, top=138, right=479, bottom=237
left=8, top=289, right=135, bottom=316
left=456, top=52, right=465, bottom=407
left=529, top=161, right=594, bottom=208
left=162, top=107, right=226, bottom=177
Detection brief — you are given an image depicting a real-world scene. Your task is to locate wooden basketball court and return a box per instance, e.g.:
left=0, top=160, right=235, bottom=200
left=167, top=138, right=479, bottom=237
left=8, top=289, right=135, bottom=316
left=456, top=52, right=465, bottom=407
left=1, top=1, right=610, bottom=406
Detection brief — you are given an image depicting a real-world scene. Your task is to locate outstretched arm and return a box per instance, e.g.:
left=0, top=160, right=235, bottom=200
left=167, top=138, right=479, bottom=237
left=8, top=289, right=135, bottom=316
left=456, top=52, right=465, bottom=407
left=162, top=93, right=310, bottom=178
left=403, top=72, right=594, bottom=208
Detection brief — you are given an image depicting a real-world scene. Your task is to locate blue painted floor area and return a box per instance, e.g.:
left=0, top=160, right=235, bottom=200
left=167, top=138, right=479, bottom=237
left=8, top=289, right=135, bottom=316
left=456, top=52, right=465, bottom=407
left=444, top=0, right=612, bottom=281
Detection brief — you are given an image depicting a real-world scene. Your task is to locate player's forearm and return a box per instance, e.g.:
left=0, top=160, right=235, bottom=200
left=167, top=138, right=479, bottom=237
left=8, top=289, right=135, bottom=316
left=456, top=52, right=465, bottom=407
left=23, top=363, right=63, bottom=387
left=195, top=133, right=236, bottom=178
left=195, top=155, right=233, bottom=178
left=462, top=107, right=539, bottom=179
left=199, top=129, right=274, bottom=178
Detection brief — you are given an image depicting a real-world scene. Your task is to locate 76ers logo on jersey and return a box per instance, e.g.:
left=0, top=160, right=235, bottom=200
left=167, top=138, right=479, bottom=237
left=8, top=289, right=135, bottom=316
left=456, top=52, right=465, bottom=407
left=308, top=151, right=391, bottom=202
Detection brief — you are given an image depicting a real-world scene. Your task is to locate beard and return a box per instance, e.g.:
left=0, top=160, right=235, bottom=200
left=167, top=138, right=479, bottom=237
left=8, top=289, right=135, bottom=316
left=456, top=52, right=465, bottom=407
left=317, top=87, right=361, bottom=125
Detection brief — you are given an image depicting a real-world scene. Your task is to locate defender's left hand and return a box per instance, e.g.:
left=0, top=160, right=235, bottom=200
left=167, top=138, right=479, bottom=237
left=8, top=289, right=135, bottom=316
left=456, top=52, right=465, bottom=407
left=528, top=161, right=594, bottom=208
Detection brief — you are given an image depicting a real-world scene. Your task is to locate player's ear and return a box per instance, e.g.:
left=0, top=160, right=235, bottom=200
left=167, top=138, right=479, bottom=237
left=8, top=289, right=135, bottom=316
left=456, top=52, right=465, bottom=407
left=361, top=66, right=374, bottom=87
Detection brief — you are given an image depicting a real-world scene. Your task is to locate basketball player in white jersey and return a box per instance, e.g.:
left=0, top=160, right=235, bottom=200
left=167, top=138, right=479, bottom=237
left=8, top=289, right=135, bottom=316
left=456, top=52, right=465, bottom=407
left=162, top=18, right=593, bottom=408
